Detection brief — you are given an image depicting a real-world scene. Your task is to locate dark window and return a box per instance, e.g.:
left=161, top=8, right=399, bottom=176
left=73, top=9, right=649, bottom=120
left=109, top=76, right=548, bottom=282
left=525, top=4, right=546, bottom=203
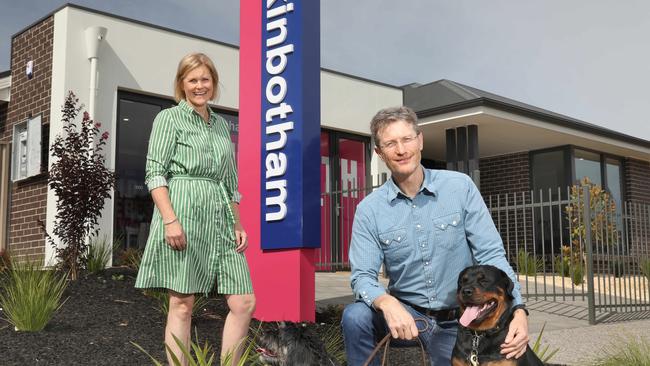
left=530, top=147, right=569, bottom=258
left=529, top=146, right=625, bottom=256
left=574, top=149, right=602, bottom=186
left=572, top=148, right=623, bottom=211
left=40, top=123, right=49, bottom=173
left=605, top=158, right=622, bottom=211
left=531, top=148, right=568, bottom=201
left=0, top=102, right=8, bottom=134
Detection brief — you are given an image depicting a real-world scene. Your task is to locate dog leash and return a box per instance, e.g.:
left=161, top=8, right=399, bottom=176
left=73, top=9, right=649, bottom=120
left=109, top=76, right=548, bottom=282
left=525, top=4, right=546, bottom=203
left=361, top=333, right=427, bottom=366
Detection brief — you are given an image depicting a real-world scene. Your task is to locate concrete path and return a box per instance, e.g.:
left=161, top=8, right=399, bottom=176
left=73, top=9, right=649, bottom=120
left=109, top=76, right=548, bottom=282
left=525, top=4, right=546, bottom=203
left=315, top=272, right=650, bottom=365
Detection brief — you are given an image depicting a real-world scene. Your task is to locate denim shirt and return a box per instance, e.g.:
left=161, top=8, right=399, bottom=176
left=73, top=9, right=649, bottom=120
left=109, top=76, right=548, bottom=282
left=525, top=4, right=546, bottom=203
left=349, top=167, right=523, bottom=310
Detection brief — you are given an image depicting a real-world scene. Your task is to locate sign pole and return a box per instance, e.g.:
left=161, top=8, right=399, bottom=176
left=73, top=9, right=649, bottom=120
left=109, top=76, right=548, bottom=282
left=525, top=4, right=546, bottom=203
left=239, top=0, right=320, bottom=321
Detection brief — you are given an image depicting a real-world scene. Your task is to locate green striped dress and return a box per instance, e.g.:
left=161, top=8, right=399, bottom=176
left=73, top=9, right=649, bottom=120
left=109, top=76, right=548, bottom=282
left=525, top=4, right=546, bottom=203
left=135, top=100, right=253, bottom=295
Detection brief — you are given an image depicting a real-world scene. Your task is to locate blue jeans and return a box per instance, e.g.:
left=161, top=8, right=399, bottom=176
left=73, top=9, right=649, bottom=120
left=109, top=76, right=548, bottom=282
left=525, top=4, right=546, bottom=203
left=341, top=301, right=458, bottom=366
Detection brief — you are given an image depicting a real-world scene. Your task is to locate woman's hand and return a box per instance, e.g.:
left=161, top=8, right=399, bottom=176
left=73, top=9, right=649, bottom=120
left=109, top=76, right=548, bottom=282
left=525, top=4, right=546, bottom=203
left=165, top=220, right=187, bottom=250
left=234, top=221, right=248, bottom=253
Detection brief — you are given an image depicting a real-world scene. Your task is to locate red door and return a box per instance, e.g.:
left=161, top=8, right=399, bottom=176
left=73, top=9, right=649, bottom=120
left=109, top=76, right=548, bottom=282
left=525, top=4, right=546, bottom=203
left=317, top=132, right=368, bottom=271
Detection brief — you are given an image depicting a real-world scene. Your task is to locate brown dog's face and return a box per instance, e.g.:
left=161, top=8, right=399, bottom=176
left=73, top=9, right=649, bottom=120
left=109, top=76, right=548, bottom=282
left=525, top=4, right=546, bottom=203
left=456, top=265, right=514, bottom=331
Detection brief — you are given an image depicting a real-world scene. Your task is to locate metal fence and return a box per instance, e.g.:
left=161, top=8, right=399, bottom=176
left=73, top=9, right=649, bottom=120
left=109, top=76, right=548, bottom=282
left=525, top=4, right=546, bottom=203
left=315, top=175, right=385, bottom=271
left=316, top=180, right=650, bottom=323
left=487, top=186, right=650, bottom=324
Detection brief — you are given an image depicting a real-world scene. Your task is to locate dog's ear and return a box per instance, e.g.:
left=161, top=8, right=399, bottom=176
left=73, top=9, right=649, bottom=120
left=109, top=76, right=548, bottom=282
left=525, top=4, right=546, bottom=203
left=457, top=267, right=469, bottom=290
left=497, top=268, right=514, bottom=299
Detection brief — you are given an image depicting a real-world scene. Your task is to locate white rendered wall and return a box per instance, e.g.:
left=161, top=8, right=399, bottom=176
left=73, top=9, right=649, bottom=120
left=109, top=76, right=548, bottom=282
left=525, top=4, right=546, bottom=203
left=46, top=7, right=240, bottom=265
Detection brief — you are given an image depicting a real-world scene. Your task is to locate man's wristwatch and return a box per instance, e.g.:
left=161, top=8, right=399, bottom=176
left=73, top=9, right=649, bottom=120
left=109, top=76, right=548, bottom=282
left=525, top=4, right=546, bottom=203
left=512, top=304, right=529, bottom=316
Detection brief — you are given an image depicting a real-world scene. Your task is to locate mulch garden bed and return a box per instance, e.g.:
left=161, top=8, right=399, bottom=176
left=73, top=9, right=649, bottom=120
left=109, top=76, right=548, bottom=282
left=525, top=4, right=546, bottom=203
left=1, top=267, right=188, bottom=365
left=0, top=267, right=462, bottom=365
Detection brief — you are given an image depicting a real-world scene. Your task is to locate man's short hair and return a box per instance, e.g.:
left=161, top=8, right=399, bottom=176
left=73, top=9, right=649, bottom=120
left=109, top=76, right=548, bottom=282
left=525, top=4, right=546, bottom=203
left=370, top=106, right=420, bottom=147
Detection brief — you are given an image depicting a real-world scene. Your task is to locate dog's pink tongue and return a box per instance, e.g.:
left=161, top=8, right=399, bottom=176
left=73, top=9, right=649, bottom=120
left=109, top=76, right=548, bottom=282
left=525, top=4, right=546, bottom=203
left=459, top=306, right=481, bottom=327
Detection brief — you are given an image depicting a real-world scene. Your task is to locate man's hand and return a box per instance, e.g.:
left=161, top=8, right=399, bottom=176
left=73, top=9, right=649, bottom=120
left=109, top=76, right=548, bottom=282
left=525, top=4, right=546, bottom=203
left=501, top=308, right=529, bottom=359
left=374, top=295, right=419, bottom=340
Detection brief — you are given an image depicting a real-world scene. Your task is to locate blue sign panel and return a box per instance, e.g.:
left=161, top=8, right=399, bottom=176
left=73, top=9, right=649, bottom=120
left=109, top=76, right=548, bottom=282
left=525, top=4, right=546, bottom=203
left=261, top=0, right=320, bottom=249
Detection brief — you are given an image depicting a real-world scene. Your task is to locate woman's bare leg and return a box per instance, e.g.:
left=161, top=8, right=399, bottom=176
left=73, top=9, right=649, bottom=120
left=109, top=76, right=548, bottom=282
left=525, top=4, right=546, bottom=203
left=166, top=291, right=195, bottom=366
left=220, top=294, right=256, bottom=365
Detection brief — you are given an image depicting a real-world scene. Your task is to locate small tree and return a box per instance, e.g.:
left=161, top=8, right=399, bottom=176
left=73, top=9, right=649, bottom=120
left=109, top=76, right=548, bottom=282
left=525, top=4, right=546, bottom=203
left=564, top=177, right=618, bottom=282
left=45, top=91, right=115, bottom=280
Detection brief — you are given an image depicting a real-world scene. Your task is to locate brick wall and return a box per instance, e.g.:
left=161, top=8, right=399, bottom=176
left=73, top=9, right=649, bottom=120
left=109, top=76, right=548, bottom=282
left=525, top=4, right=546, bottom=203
left=622, top=158, right=650, bottom=257
left=624, top=158, right=650, bottom=204
left=479, top=152, right=530, bottom=198
left=2, top=16, right=54, bottom=262
left=477, top=152, right=534, bottom=263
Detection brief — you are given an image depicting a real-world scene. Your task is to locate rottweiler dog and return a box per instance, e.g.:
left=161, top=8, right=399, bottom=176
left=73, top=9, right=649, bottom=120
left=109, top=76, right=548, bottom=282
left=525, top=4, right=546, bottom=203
left=451, top=265, right=544, bottom=366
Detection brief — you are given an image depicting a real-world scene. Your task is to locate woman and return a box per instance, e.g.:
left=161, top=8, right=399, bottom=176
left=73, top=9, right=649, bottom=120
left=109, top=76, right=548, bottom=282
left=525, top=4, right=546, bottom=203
left=135, top=53, right=255, bottom=366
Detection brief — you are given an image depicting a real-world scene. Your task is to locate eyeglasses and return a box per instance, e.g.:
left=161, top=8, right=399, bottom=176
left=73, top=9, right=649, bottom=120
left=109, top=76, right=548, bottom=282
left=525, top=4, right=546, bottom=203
left=378, top=133, right=420, bottom=152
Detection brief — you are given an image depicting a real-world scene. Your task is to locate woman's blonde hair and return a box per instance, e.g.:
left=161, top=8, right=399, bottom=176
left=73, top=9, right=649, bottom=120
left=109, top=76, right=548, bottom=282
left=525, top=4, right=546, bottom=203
left=174, top=52, right=219, bottom=102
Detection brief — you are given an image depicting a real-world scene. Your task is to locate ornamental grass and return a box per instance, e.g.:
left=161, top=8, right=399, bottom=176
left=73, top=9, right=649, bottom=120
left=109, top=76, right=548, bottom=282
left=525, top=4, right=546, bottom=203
left=0, top=261, right=68, bottom=332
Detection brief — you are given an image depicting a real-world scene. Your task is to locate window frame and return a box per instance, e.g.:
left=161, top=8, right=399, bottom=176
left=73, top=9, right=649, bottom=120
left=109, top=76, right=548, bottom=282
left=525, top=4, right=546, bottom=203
left=529, top=145, right=625, bottom=203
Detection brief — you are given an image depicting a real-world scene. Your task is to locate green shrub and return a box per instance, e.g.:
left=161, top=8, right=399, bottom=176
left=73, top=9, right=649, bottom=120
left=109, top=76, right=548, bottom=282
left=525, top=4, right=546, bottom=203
left=143, top=290, right=210, bottom=317
left=569, top=260, right=585, bottom=286
left=85, top=236, right=112, bottom=274
left=592, top=336, right=650, bottom=366
left=555, top=246, right=584, bottom=286
left=516, top=249, right=542, bottom=276
left=531, top=322, right=559, bottom=363
left=554, top=257, right=584, bottom=286
left=640, top=259, right=650, bottom=281
left=0, top=261, right=68, bottom=332
left=554, top=255, right=571, bottom=277
left=132, top=329, right=259, bottom=366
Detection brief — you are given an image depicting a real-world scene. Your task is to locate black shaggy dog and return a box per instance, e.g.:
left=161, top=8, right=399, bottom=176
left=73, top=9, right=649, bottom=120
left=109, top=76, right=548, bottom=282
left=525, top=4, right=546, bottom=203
left=255, top=322, right=341, bottom=366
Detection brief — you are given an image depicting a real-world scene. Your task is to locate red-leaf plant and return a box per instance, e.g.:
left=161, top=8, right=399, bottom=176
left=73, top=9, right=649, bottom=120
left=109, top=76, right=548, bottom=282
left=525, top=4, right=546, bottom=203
left=44, top=91, right=116, bottom=280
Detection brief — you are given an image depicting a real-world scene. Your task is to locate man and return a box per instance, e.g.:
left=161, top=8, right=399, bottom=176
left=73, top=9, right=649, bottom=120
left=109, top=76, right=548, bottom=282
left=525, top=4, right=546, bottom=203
left=341, top=106, right=529, bottom=365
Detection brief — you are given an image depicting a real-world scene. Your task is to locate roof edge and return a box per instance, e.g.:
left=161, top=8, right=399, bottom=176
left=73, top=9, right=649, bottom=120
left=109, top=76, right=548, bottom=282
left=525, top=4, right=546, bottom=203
left=321, top=68, right=401, bottom=90
left=417, top=98, right=650, bottom=149
left=11, top=3, right=239, bottom=50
